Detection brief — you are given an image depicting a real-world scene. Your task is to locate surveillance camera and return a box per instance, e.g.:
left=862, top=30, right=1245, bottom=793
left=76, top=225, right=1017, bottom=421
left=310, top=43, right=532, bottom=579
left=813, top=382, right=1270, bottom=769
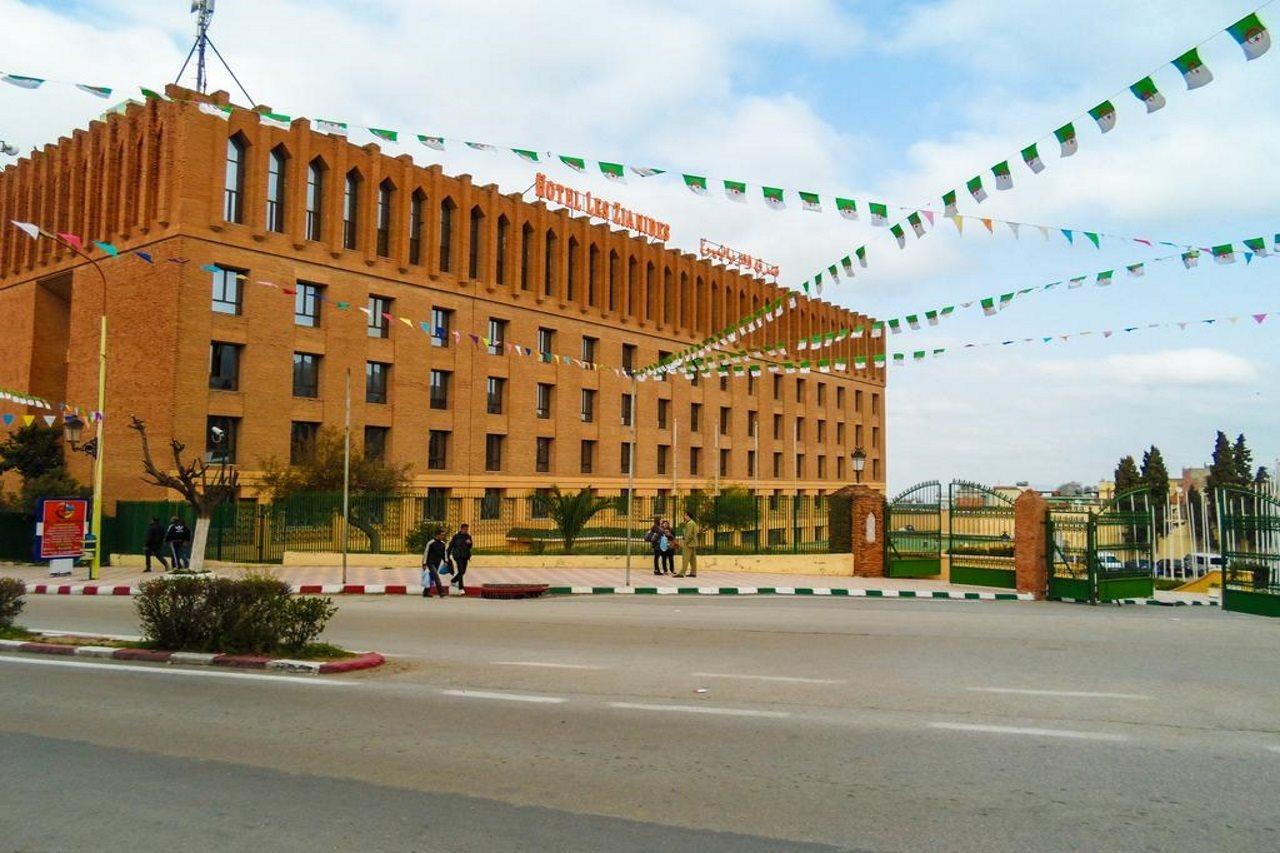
left=210, top=425, right=225, bottom=440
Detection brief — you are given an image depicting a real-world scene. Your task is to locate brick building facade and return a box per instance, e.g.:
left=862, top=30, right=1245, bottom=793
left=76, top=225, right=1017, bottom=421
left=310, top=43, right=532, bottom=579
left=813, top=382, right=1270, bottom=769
left=0, top=85, right=886, bottom=511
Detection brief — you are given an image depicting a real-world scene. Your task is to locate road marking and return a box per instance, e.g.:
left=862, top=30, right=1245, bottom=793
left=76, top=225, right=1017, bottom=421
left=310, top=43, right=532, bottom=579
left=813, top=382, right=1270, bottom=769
left=0, top=654, right=355, bottom=686
left=440, top=689, right=566, bottom=704
left=692, top=672, right=843, bottom=685
left=608, top=702, right=790, bottom=719
left=929, top=722, right=1127, bottom=742
left=1267, top=745, right=1280, bottom=755
left=969, top=687, right=1152, bottom=701
left=34, top=629, right=143, bottom=642
left=491, top=661, right=607, bottom=670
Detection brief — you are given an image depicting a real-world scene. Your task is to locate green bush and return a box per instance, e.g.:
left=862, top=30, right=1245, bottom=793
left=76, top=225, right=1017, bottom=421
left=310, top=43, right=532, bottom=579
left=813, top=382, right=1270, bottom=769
left=0, top=577, right=25, bottom=629
left=134, top=574, right=337, bottom=655
left=406, top=520, right=447, bottom=555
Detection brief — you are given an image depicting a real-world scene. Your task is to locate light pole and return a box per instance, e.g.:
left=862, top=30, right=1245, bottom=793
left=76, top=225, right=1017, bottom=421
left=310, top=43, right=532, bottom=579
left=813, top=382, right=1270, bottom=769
left=851, top=447, right=867, bottom=485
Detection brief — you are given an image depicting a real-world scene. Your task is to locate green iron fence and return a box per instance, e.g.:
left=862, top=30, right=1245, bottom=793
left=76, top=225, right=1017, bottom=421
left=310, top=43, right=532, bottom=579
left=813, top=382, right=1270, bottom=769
left=885, top=480, right=943, bottom=577
left=947, top=480, right=1016, bottom=588
left=1217, top=484, right=1280, bottom=617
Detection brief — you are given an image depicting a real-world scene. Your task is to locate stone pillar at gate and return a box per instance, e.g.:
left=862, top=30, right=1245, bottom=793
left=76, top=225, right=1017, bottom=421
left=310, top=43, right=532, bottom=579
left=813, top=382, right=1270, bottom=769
left=849, top=485, right=885, bottom=578
left=1014, top=490, right=1049, bottom=599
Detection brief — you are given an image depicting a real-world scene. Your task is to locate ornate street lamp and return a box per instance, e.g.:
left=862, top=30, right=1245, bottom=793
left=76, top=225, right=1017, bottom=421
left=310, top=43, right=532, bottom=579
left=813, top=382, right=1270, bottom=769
left=63, top=413, right=98, bottom=459
left=851, top=447, right=867, bottom=485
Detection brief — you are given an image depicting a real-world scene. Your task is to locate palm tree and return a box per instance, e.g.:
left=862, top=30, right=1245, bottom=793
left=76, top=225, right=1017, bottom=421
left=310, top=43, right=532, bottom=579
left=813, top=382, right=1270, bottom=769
left=536, top=487, right=612, bottom=553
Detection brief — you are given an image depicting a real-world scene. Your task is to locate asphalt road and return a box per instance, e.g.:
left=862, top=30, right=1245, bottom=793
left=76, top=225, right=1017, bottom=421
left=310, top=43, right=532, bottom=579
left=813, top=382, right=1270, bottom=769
left=3, top=594, right=1279, bottom=852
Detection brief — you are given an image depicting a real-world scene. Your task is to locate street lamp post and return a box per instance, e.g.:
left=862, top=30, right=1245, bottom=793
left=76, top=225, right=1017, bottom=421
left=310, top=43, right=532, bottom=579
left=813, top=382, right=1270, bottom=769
left=851, top=447, right=867, bottom=485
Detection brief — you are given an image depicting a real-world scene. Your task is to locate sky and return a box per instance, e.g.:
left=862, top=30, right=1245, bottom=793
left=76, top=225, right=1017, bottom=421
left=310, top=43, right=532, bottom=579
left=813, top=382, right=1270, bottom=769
left=1, top=0, right=1277, bottom=491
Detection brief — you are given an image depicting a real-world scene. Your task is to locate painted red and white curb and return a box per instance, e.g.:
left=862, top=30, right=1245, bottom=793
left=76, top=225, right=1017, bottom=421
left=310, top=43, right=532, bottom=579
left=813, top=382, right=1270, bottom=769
left=0, top=637, right=384, bottom=674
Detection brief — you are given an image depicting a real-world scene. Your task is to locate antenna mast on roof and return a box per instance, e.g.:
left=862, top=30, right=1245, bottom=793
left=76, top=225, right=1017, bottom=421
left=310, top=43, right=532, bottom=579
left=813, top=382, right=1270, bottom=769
left=174, top=0, right=257, bottom=106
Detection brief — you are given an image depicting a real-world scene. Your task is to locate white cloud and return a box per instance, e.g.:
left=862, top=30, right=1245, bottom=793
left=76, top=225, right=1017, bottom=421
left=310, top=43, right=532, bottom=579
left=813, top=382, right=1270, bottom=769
left=1037, top=347, right=1259, bottom=386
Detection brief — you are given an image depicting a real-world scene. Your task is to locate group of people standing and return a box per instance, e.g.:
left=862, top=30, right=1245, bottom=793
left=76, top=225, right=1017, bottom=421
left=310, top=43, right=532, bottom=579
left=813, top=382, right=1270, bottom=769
left=645, top=511, right=699, bottom=577
left=421, top=523, right=473, bottom=597
left=143, top=516, right=193, bottom=572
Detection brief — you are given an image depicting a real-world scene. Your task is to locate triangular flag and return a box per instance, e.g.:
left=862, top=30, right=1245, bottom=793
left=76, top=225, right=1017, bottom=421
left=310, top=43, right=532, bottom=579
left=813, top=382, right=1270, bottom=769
left=1253, top=313, right=1268, bottom=324
left=56, top=232, right=83, bottom=250
left=1129, top=76, right=1166, bottom=113
left=2, top=74, right=44, bottom=89
left=1172, top=48, right=1213, bottom=90
left=1061, top=229, right=1074, bottom=245
left=1084, top=232, right=1100, bottom=249
left=1054, top=123, right=1078, bottom=157
left=980, top=218, right=993, bottom=233
left=0, top=414, right=12, bottom=426
left=74, top=83, right=113, bottom=98
left=22, top=415, right=35, bottom=427
left=10, top=221, right=40, bottom=239
left=512, top=149, right=540, bottom=163
left=1007, top=222, right=1021, bottom=239
left=1228, top=12, right=1271, bottom=60
left=134, top=251, right=153, bottom=264
left=42, top=415, right=55, bottom=427
left=93, top=241, right=118, bottom=256
left=952, top=216, right=964, bottom=234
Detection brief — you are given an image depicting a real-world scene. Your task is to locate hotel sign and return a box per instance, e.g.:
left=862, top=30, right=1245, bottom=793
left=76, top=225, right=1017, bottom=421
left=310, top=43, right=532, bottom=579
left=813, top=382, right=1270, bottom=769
left=699, top=239, right=779, bottom=279
left=534, top=173, right=670, bottom=243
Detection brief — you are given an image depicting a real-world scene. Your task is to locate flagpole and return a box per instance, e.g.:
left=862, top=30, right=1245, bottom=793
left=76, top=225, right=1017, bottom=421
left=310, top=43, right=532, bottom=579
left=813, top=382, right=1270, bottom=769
left=624, top=374, right=636, bottom=589
left=341, top=368, right=351, bottom=586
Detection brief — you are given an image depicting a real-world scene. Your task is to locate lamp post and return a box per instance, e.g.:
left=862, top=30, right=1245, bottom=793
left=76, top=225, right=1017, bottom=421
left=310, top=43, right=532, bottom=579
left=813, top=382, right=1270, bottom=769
left=851, top=447, right=867, bottom=485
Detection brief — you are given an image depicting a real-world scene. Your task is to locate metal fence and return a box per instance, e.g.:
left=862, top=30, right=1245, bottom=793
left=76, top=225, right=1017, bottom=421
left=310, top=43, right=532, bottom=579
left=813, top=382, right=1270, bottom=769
left=112, top=492, right=839, bottom=562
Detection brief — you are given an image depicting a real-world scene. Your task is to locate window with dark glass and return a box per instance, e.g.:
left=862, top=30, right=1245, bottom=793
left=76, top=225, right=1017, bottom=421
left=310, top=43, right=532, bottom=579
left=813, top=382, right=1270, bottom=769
left=837, top=387, right=846, bottom=409
left=621, top=343, right=636, bottom=373
left=690, top=447, right=701, bottom=476
left=367, top=295, right=390, bottom=338
left=657, top=398, right=669, bottom=430
left=836, top=456, right=845, bottom=479
left=536, top=383, right=553, bottom=419
left=429, top=370, right=450, bottom=410
left=266, top=145, right=287, bottom=232
left=487, top=377, right=505, bottom=415
left=855, top=424, right=864, bottom=447
left=485, top=434, right=503, bottom=471
left=223, top=134, right=246, bottom=223
left=206, top=416, right=238, bottom=464
left=481, top=487, right=503, bottom=520
left=773, top=452, right=783, bottom=477
left=580, top=439, right=595, bottom=474
left=855, top=389, right=863, bottom=413
left=817, top=420, right=826, bottom=443
left=719, top=376, right=728, bottom=392
left=376, top=179, right=394, bottom=257
left=795, top=453, right=806, bottom=477
left=211, top=266, right=243, bottom=315
left=532, top=486, right=552, bottom=517
left=773, top=413, right=783, bottom=440
left=487, top=317, right=506, bottom=356
left=543, top=229, right=556, bottom=296
left=719, top=407, right=730, bottom=435
left=305, top=158, right=325, bottom=241
left=719, top=449, right=730, bottom=477
left=748, top=450, right=757, bottom=478
left=818, top=456, right=827, bottom=478
left=620, top=393, right=633, bottom=427
left=656, top=445, right=669, bottom=475
left=538, top=327, right=554, bottom=357
left=520, top=223, right=533, bottom=291
left=535, top=437, right=552, bottom=473
left=795, top=417, right=805, bottom=442
left=620, top=442, right=632, bottom=475
left=439, top=198, right=456, bottom=273
left=428, top=430, right=449, bottom=470
left=796, top=378, right=806, bottom=404
left=430, top=306, right=451, bottom=348
left=290, top=421, right=319, bottom=463
left=366, top=361, right=389, bottom=404
left=292, top=353, right=320, bottom=398
left=495, top=215, right=509, bottom=284
left=566, top=237, right=579, bottom=301
left=209, top=342, right=241, bottom=390
left=587, top=244, right=599, bottom=307
left=581, top=336, right=598, bottom=364
left=872, top=393, right=880, bottom=416
left=747, top=375, right=757, bottom=396
left=364, top=425, right=388, bottom=461
left=408, top=190, right=425, bottom=264
left=607, top=251, right=618, bottom=312
left=690, top=403, right=701, bottom=432
left=872, top=426, right=880, bottom=449
left=580, top=389, right=596, bottom=423
left=837, top=422, right=845, bottom=445
left=817, top=383, right=827, bottom=406
left=342, top=169, right=361, bottom=250
left=748, top=410, right=758, bottom=438
left=294, top=282, right=321, bottom=327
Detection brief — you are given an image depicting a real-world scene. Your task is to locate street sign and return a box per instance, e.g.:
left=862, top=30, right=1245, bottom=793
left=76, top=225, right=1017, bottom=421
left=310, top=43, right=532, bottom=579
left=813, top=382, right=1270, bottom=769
left=35, top=497, right=90, bottom=560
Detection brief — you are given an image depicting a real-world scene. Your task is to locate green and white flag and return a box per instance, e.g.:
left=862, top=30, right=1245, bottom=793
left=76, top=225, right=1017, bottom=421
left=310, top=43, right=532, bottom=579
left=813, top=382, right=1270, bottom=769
left=1129, top=76, right=1166, bottom=113
left=418, top=134, right=446, bottom=150
left=1228, top=12, right=1270, bottom=60
left=869, top=203, right=888, bottom=226
left=799, top=191, right=821, bottom=212
left=855, top=246, right=868, bottom=267
left=74, top=83, right=112, bottom=98
left=1173, top=48, right=1212, bottom=90
left=724, top=179, right=747, bottom=202
left=812, top=272, right=823, bottom=294
left=1054, top=123, right=1078, bottom=157
left=139, top=87, right=166, bottom=100
left=925, top=310, right=939, bottom=326
left=873, top=354, right=886, bottom=367
left=1068, top=276, right=1086, bottom=288
left=887, top=318, right=902, bottom=334
left=998, top=292, right=1015, bottom=310
left=854, top=356, right=868, bottom=369
left=912, top=351, right=927, bottom=361
left=828, top=263, right=840, bottom=281
left=316, top=118, right=349, bottom=136
left=942, top=190, right=958, bottom=217
left=369, top=127, right=399, bottom=142
left=907, top=211, right=925, bottom=238
left=559, top=155, right=586, bottom=172
left=630, top=165, right=665, bottom=177
left=1243, top=237, right=1269, bottom=257
left=1097, top=270, right=1114, bottom=286
left=260, top=113, right=292, bottom=130
left=512, top=148, right=540, bottom=163
left=818, top=359, right=832, bottom=374
left=967, top=175, right=987, bottom=202
left=683, top=174, right=709, bottom=195
left=981, top=297, right=997, bottom=316
left=198, top=102, right=232, bottom=120
left=992, top=161, right=1013, bottom=190
left=1088, top=100, right=1117, bottom=133
left=2, top=74, right=43, bottom=89
left=906, top=314, right=921, bottom=330
left=1126, top=262, right=1146, bottom=277
left=851, top=326, right=865, bottom=339
left=836, top=197, right=858, bottom=220
left=840, top=255, right=855, bottom=277
left=1212, top=244, right=1236, bottom=264
left=466, top=141, right=497, bottom=151
left=1021, top=143, right=1045, bottom=174
left=599, top=162, right=625, bottom=182
left=890, top=223, right=907, bottom=248
left=1181, top=250, right=1200, bottom=268
left=763, top=186, right=785, bottom=209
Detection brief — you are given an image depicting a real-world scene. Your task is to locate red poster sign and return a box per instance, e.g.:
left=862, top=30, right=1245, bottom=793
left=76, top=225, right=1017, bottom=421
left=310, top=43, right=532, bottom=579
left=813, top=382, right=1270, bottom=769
left=39, top=498, right=89, bottom=560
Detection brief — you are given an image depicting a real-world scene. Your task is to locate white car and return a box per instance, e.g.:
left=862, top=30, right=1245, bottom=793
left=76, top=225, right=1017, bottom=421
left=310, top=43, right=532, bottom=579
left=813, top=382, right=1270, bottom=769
left=1095, top=552, right=1125, bottom=572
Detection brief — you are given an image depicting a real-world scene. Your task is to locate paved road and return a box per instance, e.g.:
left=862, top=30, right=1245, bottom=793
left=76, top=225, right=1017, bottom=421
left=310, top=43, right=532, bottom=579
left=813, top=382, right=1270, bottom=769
left=3, top=595, right=1279, bottom=851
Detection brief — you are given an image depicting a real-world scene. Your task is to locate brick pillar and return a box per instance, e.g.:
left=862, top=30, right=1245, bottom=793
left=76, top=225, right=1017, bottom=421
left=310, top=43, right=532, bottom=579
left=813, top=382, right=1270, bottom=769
left=849, top=485, right=885, bottom=578
left=1014, top=489, right=1049, bottom=599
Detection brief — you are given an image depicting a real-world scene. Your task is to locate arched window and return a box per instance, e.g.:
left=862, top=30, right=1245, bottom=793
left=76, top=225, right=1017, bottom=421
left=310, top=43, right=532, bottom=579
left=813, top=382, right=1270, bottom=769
left=342, top=169, right=361, bottom=250
left=711, top=281, right=721, bottom=330
left=543, top=229, right=557, bottom=296
left=266, top=145, right=288, bottom=232
left=607, top=250, right=619, bottom=312
left=520, top=222, right=533, bottom=290
left=627, top=256, right=638, bottom=316
left=439, top=197, right=456, bottom=273
left=408, top=189, right=425, bottom=264
left=587, top=243, right=599, bottom=307
left=645, top=262, right=655, bottom=320
left=223, top=133, right=247, bottom=223
left=305, top=158, right=325, bottom=241
left=567, top=237, right=580, bottom=301
left=376, top=179, right=394, bottom=257
left=468, top=205, right=485, bottom=280
left=663, top=268, right=674, bottom=325
left=496, top=215, right=510, bottom=285
left=693, top=276, right=703, bottom=333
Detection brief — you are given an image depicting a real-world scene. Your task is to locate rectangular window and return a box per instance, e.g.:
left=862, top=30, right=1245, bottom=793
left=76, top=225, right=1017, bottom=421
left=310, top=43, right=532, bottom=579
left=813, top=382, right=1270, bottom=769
left=292, top=352, right=320, bottom=398
left=366, top=361, right=389, bottom=404
left=719, top=449, right=730, bottom=477
left=487, top=317, right=506, bottom=356
left=581, top=335, right=598, bottom=364
left=817, top=383, right=826, bottom=406
left=485, top=434, right=504, bottom=471
left=719, top=407, right=730, bottom=436
left=837, top=387, right=846, bottom=409
left=620, top=393, right=633, bottom=427
left=408, top=192, right=424, bottom=264
left=855, top=389, right=863, bottom=412
left=796, top=378, right=806, bottom=404
left=343, top=171, right=360, bottom=250
left=773, top=374, right=783, bottom=400
left=719, top=376, right=729, bottom=393
left=428, top=430, right=449, bottom=470
left=294, top=282, right=322, bottom=327
left=224, top=136, right=245, bottom=223
left=290, top=421, right=319, bottom=463
left=429, top=370, right=451, bottom=410
left=440, top=201, right=455, bottom=273
left=580, top=439, right=595, bottom=474
left=481, top=487, right=503, bottom=520
left=468, top=207, right=484, bottom=279
left=532, top=487, right=552, bottom=518
left=818, top=456, right=827, bottom=478
left=520, top=224, right=532, bottom=291
left=657, top=398, right=670, bottom=430
left=747, top=450, right=757, bottom=478
left=795, top=418, right=805, bottom=442
left=580, top=389, right=596, bottom=423
left=376, top=181, right=393, bottom=257
left=305, top=160, right=325, bottom=241
left=747, top=411, right=758, bottom=438
left=538, top=327, right=554, bottom=357
left=620, top=441, right=633, bottom=474
left=211, top=266, right=243, bottom=315
left=836, top=456, right=845, bottom=479
left=772, top=452, right=782, bottom=478
left=621, top=343, right=636, bottom=373
left=657, top=444, right=669, bottom=475
left=836, top=422, right=845, bottom=445
left=773, top=414, right=783, bottom=440
left=367, top=295, right=390, bottom=338
left=690, top=403, right=701, bottom=433
left=536, top=437, right=552, bottom=473
left=855, top=424, right=864, bottom=447
left=364, top=425, right=389, bottom=461
left=206, top=415, right=238, bottom=464
left=430, top=306, right=451, bottom=347
left=266, top=147, right=286, bottom=233
left=872, top=393, right=880, bottom=416
left=795, top=453, right=806, bottom=478
left=873, top=458, right=881, bottom=481
left=690, top=447, right=701, bottom=476
left=209, top=342, right=241, bottom=391
left=496, top=216, right=508, bottom=284
left=655, top=489, right=669, bottom=516
left=536, top=383, right=553, bottom=419
left=487, top=377, right=506, bottom=415
left=817, top=420, right=826, bottom=443
left=747, top=375, right=757, bottom=396
left=872, top=426, right=880, bottom=449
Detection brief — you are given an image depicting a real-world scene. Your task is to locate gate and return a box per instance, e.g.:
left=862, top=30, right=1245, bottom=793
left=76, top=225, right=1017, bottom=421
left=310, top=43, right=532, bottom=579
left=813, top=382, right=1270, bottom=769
left=948, top=480, right=1016, bottom=588
left=1217, top=485, right=1280, bottom=617
left=1046, top=488, right=1154, bottom=602
left=885, top=480, right=942, bottom=577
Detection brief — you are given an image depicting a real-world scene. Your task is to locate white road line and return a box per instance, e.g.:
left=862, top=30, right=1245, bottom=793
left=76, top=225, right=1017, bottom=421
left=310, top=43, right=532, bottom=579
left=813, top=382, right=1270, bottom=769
left=0, top=654, right=356, bottom=686
left=440, top=689, right=566, bottom=704
left=929, top=722, right=1128, bottom=742
left=608, top=702, right=790, bottom=719
left=692, top=672, right=844, bottom=685
left=969, top=687, right=1152, bottom=701
left=1267, top=745, right=1280, bottom=754
left=491, top=661, right=607, bottom=670
left=33, top=629, right=143, bottom=642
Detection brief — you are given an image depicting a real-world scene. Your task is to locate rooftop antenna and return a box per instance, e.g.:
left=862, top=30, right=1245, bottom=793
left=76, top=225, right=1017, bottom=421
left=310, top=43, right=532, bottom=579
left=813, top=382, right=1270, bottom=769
left=174, top=0, right=256, bottom=106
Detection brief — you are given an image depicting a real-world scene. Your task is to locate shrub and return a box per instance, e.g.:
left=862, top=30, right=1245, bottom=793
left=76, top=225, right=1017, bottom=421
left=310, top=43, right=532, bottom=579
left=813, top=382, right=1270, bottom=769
left=0, top=577, right=25, bottom=629
left=280, top=596, right=339, bottom=653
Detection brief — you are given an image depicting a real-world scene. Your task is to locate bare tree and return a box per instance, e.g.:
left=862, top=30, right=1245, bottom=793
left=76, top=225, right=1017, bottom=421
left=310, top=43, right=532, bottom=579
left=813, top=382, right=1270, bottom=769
left=130, top=416, right=238, bottom=572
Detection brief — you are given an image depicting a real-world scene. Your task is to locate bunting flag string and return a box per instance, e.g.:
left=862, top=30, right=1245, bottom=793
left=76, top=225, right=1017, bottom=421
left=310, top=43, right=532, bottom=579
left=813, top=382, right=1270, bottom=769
left=0, top=385, right=102, bottom=424
left=886, top=308, right=1275, bottom=365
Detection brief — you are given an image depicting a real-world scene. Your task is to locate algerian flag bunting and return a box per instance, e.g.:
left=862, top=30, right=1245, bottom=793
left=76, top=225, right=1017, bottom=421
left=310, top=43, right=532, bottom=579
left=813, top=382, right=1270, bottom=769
left=512, top=149, right=540, bottom=162
left=828, top=263, right=840, bottom=281
left=836, top=198, right=858, bottom=220
left=942, top=190, right=958, bottom=217
left=630, top=166, right=665, bottom=177
left=992, top=161, right=1012, bottom=190
left=855, top=246, right=868, bottom=267
left=683, top=174, right=708, bottom=195
left=1182, top=250, right=1200, bottom=268
left=907, top=212, right=925, bottom=237
left=1126, top=263, right=1146, bottom=277
left=724, top=180, right=746, bottom=202
left=316, top=119, right=349, bottom=136
left=1129, top=76, right=1166, bottom=112
left=1212, top=244, right=1236, bottom=264
left=260, top=113, right=292, bottom=130
left=369, top=127, right=398, bottom=142
left=1172, top=48, right=1212, bottom=90
left=890, top=223, right=906, bottom=248
left=840, top=256, right=855, bottom=277
left=74, top=84, right=112, bottom=98
left=418, top=135, right=446, bottom=150
left=1054, top=123, right=1078, bottom=157
left=1088, top=100, right=1117, bottom=133
left=869, top=203, right=888, bottom=226
left=1228, top=12, right=1271, bottom=60
left=465, top=141, right=497, bottom=151
left=1021, top=143, right=1045, bottom=173
left=1097, top=270, right=1114, bottom=286
left=967, top=176, right=987, bottom=202
left=198, top=102, right=232, bottom=120
left=2, top=74, right=43, bottom=89
left=599, top=162, right=626, bottom=182
left=559, top=155, right=586, bottom=172
left=763, top=187, right=786, bottom=209
left=799, top=191, right=821, bottom=212
left=1243, top=237, right=1269, bottom=257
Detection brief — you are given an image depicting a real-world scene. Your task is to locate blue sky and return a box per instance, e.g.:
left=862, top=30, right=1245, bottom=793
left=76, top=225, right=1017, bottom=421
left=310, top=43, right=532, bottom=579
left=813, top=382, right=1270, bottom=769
left=2, top=0, right=1277, bottom=489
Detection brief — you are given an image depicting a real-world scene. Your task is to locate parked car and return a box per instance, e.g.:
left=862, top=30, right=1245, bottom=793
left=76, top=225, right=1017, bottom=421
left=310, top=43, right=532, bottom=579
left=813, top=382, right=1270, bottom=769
left=1181, top=553, right=1224, bottom=577
left=1123, top=558, right=1152, bottom=572
left=1095, top=552, right=1125, bottom=572
left=1155, top=558, right=1181, bottom=578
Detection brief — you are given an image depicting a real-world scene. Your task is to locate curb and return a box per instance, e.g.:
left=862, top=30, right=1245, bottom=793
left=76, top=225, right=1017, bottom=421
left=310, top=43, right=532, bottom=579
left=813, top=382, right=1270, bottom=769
left=0, top=638, right=385, bottom=674
left=1053, top=597, right=1220, bottom=607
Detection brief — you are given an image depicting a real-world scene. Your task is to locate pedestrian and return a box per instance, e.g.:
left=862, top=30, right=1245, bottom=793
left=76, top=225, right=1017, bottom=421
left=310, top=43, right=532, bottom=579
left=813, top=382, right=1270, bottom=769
left=143, top=516, right=170, bottom=573
left=676, top=511, right=699, bottom=578
left=644, top=515, right=663, bottom=575
left=658, top=519, right=676, bottom=575
left=421, top=527, right=448, bottom=598
left=447, top=523, right=473, bottom=594
left=163, top=516, right=191, bottom=570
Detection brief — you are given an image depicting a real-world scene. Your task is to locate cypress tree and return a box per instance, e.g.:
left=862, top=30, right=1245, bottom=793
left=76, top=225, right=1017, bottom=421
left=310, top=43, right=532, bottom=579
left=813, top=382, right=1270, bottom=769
left=1207, top=432, right=1236, bottom=490
left=1232, top=434, right=1254, bottom=486
left=1141, top=445, right=1170, bottom=530
left=1114, top=455, right=1140, bottom=493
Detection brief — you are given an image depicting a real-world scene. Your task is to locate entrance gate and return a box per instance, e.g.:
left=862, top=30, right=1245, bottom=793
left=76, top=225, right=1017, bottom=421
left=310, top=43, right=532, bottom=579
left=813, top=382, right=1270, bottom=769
left=885, top=481, right=942, bottom=578
left=947, top=480, right=1016, bottom=588
left=1046, top=487, right=1154, bottom=602
left=1217, top=485, right=1280, bottom=617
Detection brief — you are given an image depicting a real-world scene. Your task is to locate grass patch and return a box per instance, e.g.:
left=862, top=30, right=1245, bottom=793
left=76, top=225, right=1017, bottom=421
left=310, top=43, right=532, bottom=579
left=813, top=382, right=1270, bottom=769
left=0, top=625, right=38, bottom=641
left=297, top=642, right=355, bottom=660
left=1154, top=578, right=1184, bottom=591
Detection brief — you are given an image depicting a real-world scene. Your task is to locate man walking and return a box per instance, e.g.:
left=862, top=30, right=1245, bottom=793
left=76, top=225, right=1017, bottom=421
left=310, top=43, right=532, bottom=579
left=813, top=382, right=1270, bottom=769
left=143, top=516, right=170, bottom=573
left=643, top=515, right=663, bottom=575
left=163, top=516, right=191, bottom=571
left=677, top=510, right=699, bottom=578
left=446, top=523, right=474, bottom=594
left=422, top=528, right=448, bottom=598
